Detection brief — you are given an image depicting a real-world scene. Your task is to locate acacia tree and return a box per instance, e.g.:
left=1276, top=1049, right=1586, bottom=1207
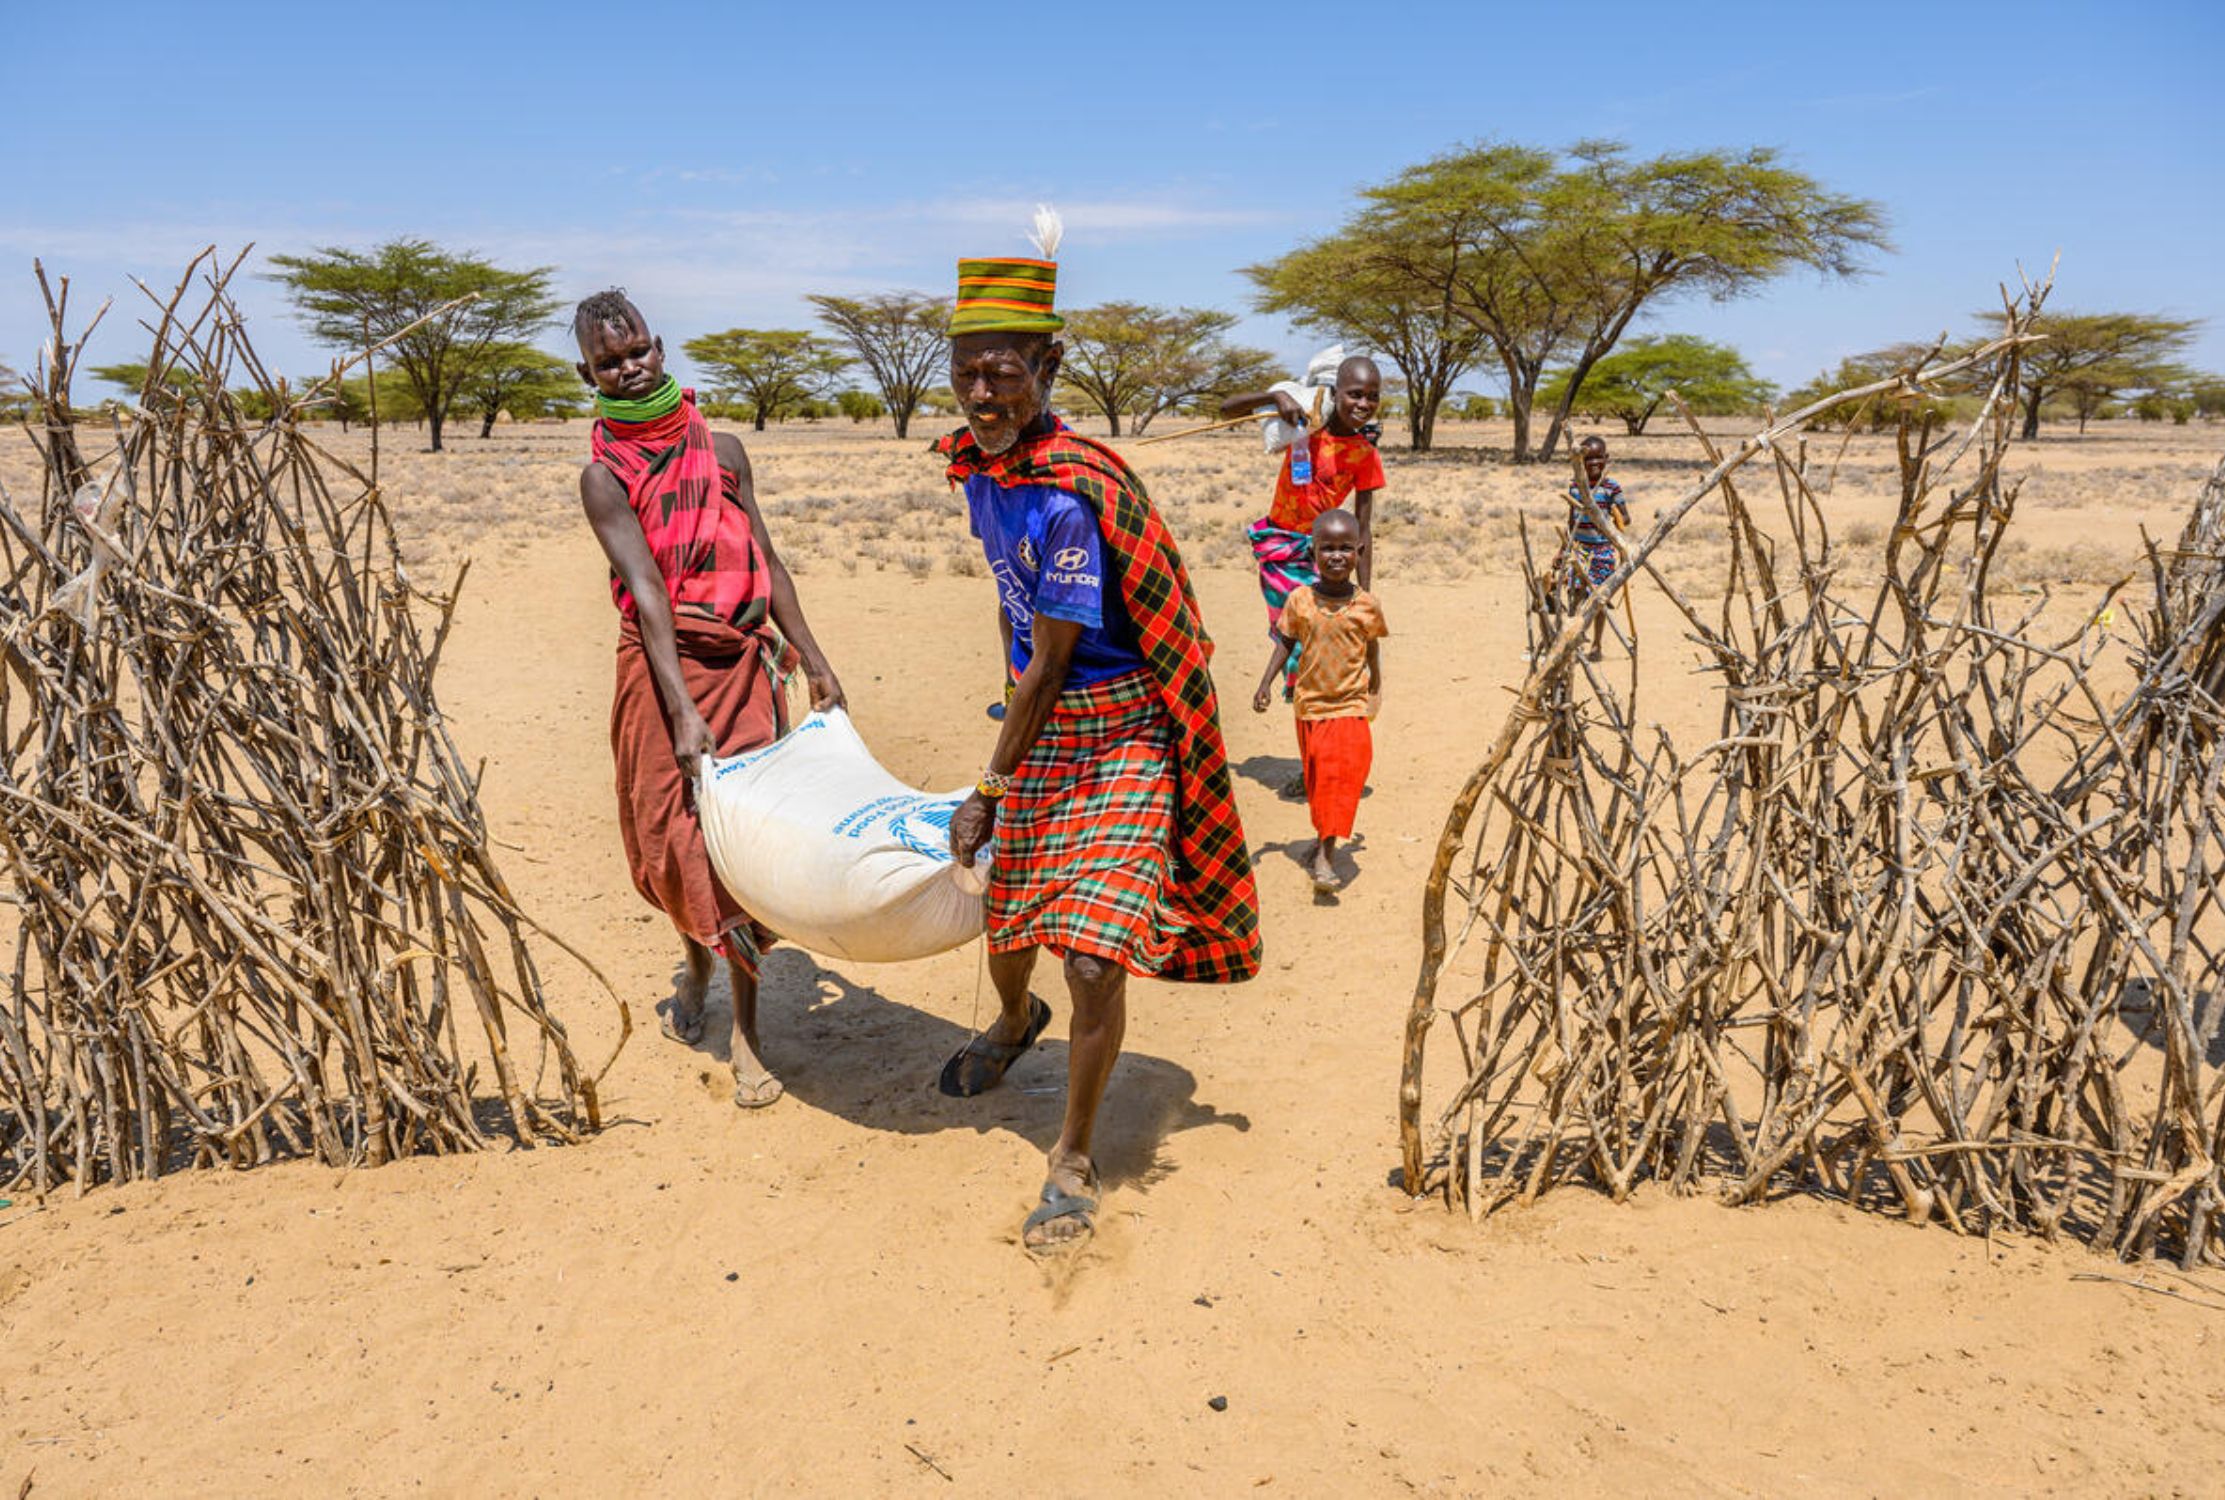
left=1245, top=228, right=1490, bottom=450
left=681, top=329, right=847, bottom=431
left=267, top=239, right=560, bottom=451
left=457, top=344, right=586, bottom=437
left=1992, top=310, right=2202, bottom=437
left=836, top=388, right=888, bottom=423
left=1348, top=140, right=1887, bottom=460
left=0, top=359, right=29, bottom=419
left=1056, top=302, right=1163, bottom=436
left=1136, top=340, right=1282, bottom=432
left=1536, top=334, right=1775, bottom=436
left=1058, top=303, right=1272, bottom=436
left=807, top=293, right=949, bottom=439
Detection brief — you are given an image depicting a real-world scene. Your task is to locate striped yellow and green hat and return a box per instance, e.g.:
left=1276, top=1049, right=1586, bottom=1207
left=950, top=255, right=1062, bottom=337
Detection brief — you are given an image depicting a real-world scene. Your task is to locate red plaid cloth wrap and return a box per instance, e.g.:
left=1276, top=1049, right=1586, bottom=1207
left=983, top=670, right=1188, bottom=972
left=591, top=388, right=769, bottom=628
left=936, top=422, right=1262, bottom=983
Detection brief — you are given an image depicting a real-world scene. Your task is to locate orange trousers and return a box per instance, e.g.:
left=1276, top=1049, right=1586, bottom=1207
left=1296, top=715, right=1372, bottom=840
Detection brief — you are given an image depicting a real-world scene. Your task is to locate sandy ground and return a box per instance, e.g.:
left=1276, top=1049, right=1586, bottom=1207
left=4, top=418, right=2225, bottom=1496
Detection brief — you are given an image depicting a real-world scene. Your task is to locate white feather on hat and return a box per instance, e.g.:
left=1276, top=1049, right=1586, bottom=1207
left=1028, top=204, right=1063, bottom=259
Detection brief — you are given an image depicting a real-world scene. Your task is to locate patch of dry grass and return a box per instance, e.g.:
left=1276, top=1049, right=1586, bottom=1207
left=3, top=414, right=2214, bottom=601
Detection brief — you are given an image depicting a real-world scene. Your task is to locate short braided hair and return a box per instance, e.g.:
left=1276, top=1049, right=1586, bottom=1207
left=572, top=288, right=643, bottom=345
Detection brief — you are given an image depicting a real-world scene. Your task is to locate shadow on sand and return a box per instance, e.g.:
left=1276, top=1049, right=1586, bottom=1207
left=1255, top=833, right=1370, bottom=905
left=1232, top=751, right=1303, bottom=798
left=657, top=949, right=1248, bottom=1191
left=1233, top=751, right=1374, bottom=806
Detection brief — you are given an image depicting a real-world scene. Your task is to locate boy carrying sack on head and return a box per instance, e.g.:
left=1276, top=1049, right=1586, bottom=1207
left=1252, top=508, right=1385, bottom=894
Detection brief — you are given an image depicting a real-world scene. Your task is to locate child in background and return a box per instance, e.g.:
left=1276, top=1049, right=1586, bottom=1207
left=1221, top=356, right=1386, bottom=690
left=1561, top=435, right=1630, bottom=662
left=1252, top=509, right=1386, bottom=894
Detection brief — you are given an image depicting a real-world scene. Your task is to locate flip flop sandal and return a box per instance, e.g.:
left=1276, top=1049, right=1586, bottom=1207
left=1022, top=1180, right=1098, bottom=1254
left=733, top=1072, right=785, bottom=1109
left=937, top=996, right=1052, bottom=1098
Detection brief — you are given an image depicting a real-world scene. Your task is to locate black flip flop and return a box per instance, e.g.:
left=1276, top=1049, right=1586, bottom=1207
left=1022, top=1180, right=1098, bottom=1254
left=937, top=996, right=1052, bottom=1098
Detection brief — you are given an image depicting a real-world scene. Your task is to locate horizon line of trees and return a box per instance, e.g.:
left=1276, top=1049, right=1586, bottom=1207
left=9, top=137, right=2217, bottom=451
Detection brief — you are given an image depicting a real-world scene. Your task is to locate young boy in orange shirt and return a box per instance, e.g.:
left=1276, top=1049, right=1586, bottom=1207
left=1251, top=508, right=1385, bottom=893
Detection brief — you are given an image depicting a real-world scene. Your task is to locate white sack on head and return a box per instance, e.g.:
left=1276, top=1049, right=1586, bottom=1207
left=1261, top=344, right=1350, bottom=454
left=1303, top=343, right=1347, bottom=388
left=1261, top=379, right=1325, bottom=455
left=695, top=709, right=987, bottom=963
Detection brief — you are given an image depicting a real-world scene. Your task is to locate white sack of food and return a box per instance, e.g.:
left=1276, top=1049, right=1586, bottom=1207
left=1259, top=343, right=1345, bottom=454
left=1259, top=379, right=1314, bottom=456
left=694, top=709, right=987, bottom=963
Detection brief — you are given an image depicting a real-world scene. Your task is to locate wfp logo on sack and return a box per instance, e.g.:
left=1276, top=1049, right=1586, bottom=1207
left=1046, top=544, right=1098, bottom=590
left=890, top=798, right=959, bottom=862
left=832, top=791, right=959, bottom=864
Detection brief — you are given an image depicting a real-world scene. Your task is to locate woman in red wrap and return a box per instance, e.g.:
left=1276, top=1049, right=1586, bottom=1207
left=573, top=289, right=844, bottom=1108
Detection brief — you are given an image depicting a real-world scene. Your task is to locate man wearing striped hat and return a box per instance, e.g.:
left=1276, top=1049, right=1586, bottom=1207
left=933, top=211, right=1262, bottom=1254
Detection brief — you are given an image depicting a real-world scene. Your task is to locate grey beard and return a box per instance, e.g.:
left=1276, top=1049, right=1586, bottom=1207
left=969, top=418, right=1021, bottom=455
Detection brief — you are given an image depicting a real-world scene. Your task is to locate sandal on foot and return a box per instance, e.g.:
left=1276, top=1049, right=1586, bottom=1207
left=938, top=996, right=1051, bottom=1098
left=1022, top=1180, right=1098, bottom=1254
left=661, top=1007, right=706, bottom=1046
left=733, top=1071, right=785, bottom=1109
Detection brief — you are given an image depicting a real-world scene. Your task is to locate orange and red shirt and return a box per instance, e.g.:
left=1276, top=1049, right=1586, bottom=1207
left=1265, top=428, right=1387, bottom=532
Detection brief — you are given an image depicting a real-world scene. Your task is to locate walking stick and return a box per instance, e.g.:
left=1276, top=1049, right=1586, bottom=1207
left=1132, top=410, right=1267, bottom=446
left=1132, top=385, right=1327, bottom=447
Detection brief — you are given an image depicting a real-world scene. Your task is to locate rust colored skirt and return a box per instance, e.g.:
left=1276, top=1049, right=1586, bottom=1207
left=611, top=614, right=782, bottom=960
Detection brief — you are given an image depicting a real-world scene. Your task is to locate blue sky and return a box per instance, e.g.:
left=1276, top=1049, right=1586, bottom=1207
left=4, top=0, right=2220, bottom=397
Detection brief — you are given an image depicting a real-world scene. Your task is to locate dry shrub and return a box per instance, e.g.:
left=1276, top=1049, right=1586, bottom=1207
left=1404, top=294, right=2225, bottom=1265
left=1, top=256, right=614, bottom=1191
